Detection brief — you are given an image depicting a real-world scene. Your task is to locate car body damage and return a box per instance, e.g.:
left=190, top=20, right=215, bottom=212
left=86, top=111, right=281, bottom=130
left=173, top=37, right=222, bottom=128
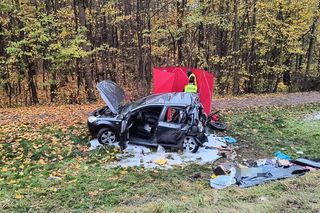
left=87, top=80, right=207, bottom=153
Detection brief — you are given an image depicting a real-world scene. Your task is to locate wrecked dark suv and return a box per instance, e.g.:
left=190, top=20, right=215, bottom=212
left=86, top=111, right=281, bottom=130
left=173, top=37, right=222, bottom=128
left=87, top=80, right=207, bottom=153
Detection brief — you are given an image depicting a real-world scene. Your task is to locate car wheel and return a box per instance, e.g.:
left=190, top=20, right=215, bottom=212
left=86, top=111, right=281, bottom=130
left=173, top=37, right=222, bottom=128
left=97, top=128, right=118, bottom=145
left=210, top=121, right=227, bottom=131
left=183, top=136, right=199, bottom=153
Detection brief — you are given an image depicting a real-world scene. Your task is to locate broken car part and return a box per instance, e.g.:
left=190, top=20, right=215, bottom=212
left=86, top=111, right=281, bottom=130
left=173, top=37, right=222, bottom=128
left=291, top=158, right=320, bottom=169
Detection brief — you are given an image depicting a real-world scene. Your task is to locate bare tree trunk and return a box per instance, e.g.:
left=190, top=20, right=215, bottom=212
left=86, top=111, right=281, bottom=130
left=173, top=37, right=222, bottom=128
left=232, top=0, right=240, bottom=95
left=216, top=0, right=230, bottom=95
left=196, top=0, right=205, bottom=67
left=136, top=0, right=145, bottom=80
left=77, top=0, right=96, bottom=102
left=304, top=1, right=320, bottom=89
left=26, top=59, right=39, bottom=104
left=0, top=21, right=13, bottom=105
left=176, top=0, right=186, bottom=65
left=145, top=0, right=152, bottom=83
left=247, top=0, right=256, bottom=93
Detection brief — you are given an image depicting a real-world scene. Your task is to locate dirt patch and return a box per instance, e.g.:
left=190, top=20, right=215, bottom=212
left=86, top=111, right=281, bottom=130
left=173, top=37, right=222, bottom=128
left=213, top=91, right=320, bottom=110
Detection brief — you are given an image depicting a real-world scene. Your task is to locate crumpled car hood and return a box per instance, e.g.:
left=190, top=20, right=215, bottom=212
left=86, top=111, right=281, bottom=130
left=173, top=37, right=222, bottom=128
left=96, top=80, right=125, bottom=114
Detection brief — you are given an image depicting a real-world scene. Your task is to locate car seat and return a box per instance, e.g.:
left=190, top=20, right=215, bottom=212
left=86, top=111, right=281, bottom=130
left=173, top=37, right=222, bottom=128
left=131, top=111, right=158, bottom=139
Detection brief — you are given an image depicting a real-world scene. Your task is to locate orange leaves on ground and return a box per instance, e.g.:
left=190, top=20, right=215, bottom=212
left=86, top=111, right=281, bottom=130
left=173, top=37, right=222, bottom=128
left=0, top=103, right=100, bottom=178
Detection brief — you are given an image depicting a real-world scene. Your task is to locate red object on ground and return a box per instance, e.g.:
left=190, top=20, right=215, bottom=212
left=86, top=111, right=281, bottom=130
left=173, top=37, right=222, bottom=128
left=153, top=66, right=215, bottom=115
left=212, top=114, right=220, bottom=122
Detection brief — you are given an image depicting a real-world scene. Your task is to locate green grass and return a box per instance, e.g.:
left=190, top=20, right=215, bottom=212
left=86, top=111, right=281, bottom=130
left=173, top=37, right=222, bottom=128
left=1, top=103, right=320, bottom=212
left=225, top=103, right=320, bottom=158
left=1, top=164, right=320, bottom=212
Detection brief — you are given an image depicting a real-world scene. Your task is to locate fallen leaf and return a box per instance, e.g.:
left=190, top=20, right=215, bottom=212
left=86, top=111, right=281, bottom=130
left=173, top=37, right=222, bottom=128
left=120, top=170, right=128, bottom=175
left=15, top=194, right=24, bottom=199
left=8, top=180, right=18, bottom=184
left=49, top=187, right=58, bottom=192
left=38, top=159, right=46, bottom=165
left=181, top=196, right=188, bottom=201
left=88, top=191, right=99, bottom=196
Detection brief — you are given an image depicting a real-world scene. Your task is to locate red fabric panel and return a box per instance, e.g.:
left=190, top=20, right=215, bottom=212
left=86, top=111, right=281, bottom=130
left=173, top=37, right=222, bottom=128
left=152, top=67, right=215, bottom=114
left=153, top=68, right=175, bottom=93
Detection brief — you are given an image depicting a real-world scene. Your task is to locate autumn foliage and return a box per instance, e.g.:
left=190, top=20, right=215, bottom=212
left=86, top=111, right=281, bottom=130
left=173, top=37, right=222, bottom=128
left=0, top=0, right=320, bottom=107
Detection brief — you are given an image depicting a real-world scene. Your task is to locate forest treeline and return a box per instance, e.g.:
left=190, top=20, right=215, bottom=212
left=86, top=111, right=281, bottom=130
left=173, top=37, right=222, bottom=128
left=0, top=0, right=320, bottom=107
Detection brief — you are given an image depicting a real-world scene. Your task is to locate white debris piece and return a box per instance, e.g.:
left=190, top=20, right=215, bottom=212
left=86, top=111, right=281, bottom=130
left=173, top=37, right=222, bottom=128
left=89, top=139, right=102, bottom=150
left=89, top=134, right=227, bottom=170
left=304, top=112, right=320, bottom=121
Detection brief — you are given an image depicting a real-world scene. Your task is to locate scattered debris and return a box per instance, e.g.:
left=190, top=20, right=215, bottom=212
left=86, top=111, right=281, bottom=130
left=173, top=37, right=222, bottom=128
left=258, top=196, right=269, bottom=202
left=210, top=158, right=320, bottom=189
left=274, top=151, right=292, bottom=160
left=210, top=167, right=236, bottom=189
left=223, top=136, right=237, bottom=144
left=304, top=112, right=320, bottom=121
left=256, top=159, right=276, bottom=167
left=276, top=159, right=291, bottom=167
left=47, top=176, right=62, bottom=181
left=89, top=140, right=103, bottom=150
left=237, top=164, right=308, bottom=188
left=212, top=163, right=237, bottom=176
left=296, top=151, right=304, bottom=155
left=90, top=134, right=227, bottom=170
left=154, top=158, right=168, bottom=166
left=216, top=146, right=237, bottom=160
left=292, top=158, right=320, bottom=169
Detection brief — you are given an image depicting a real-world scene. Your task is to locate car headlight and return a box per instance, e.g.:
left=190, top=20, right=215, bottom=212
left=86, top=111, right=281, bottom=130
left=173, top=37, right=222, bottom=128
left=198, top=121, right=204, bottom=132
left=88, top=116, right=98, bottom=123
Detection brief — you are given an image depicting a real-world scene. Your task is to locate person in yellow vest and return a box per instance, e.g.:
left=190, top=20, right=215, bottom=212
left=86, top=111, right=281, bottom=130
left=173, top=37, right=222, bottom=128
left=184, top=70, right=198, bottom=93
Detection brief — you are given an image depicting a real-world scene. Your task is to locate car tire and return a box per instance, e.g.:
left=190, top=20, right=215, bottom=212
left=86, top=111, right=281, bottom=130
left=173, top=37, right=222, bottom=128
left=183, top=136, right=199, bottom=153
left=97, top=128, right=119, bottom=145
left=209, top=121, right=227, bottom=131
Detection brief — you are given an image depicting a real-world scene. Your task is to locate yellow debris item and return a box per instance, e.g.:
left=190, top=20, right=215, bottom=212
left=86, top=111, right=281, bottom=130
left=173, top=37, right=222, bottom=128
left=154, top=158, right=168, bottom=165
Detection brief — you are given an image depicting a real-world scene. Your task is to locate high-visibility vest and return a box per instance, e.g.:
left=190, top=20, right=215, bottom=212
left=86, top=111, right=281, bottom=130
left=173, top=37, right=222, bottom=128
left=184, top=83, right=198, bottom=93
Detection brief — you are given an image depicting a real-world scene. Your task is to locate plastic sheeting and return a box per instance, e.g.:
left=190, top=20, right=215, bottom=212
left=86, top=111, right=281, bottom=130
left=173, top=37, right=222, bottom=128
left=89, top=134, right=226, bottom=170
left=236, top=164, right=308, bottom=188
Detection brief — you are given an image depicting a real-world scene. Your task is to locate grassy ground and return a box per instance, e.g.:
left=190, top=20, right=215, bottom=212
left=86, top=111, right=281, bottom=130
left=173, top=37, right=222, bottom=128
left=1, top=103, right=320, bottom=212
left=224, top=103, right=320, bottom=159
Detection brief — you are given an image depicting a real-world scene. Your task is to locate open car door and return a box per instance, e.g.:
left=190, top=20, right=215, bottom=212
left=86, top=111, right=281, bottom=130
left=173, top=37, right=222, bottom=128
left=155, top=106, right=187, bottom=148
left=119, top=111, right=133, bottom=149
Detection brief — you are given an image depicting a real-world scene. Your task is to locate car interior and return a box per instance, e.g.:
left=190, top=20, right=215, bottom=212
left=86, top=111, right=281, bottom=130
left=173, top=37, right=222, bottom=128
left=129, top=106, right=163, bottom=139
left=166, top=107, right=187, bottom=124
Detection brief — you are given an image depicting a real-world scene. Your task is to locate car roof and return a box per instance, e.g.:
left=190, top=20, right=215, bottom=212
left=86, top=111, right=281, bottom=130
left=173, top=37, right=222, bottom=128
left=137, top=92, right=199, bottom=107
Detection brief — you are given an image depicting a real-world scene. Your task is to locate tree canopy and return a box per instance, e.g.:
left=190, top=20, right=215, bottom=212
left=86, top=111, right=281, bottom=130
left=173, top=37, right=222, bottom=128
left=0, top=0, right=319, bottom=106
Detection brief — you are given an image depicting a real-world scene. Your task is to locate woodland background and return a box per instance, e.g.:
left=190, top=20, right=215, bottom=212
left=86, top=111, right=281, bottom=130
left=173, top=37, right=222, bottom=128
left=0, top=0, right=320, bottom=107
